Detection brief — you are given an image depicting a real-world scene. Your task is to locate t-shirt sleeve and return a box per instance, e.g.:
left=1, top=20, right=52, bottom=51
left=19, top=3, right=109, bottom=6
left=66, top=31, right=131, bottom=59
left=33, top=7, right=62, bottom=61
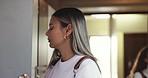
left=75, top=59, right=102, bottom=78
left=134, top=72, right=143, bottom=78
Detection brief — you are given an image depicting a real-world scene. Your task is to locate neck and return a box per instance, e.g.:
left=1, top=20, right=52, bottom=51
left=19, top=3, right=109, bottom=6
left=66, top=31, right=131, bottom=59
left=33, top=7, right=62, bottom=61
left=58, top=40, right=75, bottom=61
left=58, top=39, right=75, bottom=61
left=61, top=52, right=75, bottom=62
left=60, top=48, right=75, bottom=61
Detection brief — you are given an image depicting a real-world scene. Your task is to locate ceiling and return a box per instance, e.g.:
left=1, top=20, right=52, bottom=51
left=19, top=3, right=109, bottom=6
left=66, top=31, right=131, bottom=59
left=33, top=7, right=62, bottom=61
left=45, top=0, right=148, bottom=14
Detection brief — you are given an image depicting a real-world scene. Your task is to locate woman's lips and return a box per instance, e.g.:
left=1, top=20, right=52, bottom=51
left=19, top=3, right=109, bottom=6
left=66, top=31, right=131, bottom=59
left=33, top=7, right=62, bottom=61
left=47, top=38, right=50, bottom=42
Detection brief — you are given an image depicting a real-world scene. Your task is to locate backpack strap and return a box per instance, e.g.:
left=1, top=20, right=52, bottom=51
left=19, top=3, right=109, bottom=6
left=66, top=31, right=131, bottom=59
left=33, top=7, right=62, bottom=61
left=73, top=56, right=101, bottom=78
left=74, top=56, right=95, bottom=69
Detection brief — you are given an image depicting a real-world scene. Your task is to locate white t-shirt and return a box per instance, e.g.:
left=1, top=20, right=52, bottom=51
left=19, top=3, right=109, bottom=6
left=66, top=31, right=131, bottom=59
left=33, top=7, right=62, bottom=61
left=44, top=54, right=102, bottom=78
left=134, top=69, right=148, bottom=78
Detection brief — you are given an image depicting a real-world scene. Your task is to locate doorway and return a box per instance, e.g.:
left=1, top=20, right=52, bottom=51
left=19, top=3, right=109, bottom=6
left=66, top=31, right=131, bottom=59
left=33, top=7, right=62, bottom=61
left=85, top=13, right=148, bottom=78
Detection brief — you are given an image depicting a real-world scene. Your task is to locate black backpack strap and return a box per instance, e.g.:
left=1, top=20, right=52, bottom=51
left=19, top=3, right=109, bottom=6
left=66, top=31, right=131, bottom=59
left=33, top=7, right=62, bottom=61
left=73, top=56, right=101, bottom=78
left=139, top=71, right=146, bottom=78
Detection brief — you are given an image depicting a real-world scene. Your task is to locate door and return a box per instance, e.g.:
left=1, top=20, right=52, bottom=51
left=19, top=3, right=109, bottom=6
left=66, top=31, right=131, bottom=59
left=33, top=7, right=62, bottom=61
left=0, top=0, right=35, bottom=78
left=36, top=0, right=55, bottom=78
left=124, top=33, right=147, bottom=77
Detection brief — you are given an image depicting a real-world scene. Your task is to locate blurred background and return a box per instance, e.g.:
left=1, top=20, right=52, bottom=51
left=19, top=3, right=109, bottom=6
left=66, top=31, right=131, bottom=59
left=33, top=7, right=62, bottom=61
left=0, top=0, right=147, bottom=78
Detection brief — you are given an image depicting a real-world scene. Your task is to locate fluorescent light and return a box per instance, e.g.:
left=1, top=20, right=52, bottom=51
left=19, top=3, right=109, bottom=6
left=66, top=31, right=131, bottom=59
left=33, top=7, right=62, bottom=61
left=91, top=14, right=110, bottom=19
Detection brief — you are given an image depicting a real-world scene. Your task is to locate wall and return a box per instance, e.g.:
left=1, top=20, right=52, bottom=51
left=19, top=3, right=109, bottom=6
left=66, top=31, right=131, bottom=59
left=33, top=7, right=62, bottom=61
left=32, top=0, right=38, bottom=78
left=86, top=17, right=109, bottom=36
left=117, top=32, right=124, bottom=78
left=0, top=0, right=34, bottom=77
left=86, top=14, right=147, bottom=78
left=38, top=0, right=50, bottom=77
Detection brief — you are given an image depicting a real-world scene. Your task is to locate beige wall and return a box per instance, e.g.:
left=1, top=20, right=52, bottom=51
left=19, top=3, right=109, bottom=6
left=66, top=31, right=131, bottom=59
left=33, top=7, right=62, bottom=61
left=117, top=32, right=124, bottom=78
left=86, top=14, right=147, bottom=78
left=86, top=17, right=110, bottom=36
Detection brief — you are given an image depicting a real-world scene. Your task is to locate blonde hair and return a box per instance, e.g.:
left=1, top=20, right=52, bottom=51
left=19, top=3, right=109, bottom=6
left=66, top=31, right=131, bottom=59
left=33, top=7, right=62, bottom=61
left=48, top=8, right=96, bottom=67
left=128, top=45, right=148, bottom=78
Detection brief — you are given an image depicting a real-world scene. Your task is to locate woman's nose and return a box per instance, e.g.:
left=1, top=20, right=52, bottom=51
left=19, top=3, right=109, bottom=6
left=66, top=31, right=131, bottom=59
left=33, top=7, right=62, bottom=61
left=45, top=30, right=49, bottom=36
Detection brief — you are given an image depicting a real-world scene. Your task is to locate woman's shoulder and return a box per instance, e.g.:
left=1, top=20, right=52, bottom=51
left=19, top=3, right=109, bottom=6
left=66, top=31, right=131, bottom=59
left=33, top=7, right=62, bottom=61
left=75, top=56, right=102, bottom=78
left=80, top=58, right=97, bottom=67
left=134, top=71, right=142, bottom=75
left=134, top=71, right=144, bottom=78
left=73, top=55, right=97, bottom=69
left=73, top=55, right=98, bottom=70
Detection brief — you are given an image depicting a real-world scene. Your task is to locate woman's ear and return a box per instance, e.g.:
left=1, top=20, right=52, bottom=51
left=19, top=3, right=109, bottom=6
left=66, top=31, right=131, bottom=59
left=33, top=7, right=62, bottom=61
left=66, top=24, right=72, bottom=36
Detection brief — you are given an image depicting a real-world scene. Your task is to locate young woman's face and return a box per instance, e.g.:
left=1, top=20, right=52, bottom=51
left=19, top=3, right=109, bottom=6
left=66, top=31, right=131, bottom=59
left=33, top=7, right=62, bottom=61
left=45, top=16, right=66, bottom=49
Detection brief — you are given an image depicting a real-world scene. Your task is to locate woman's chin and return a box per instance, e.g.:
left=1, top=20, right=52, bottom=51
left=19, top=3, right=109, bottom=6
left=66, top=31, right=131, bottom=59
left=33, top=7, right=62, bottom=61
left=49, top=44, right=54, bottom=48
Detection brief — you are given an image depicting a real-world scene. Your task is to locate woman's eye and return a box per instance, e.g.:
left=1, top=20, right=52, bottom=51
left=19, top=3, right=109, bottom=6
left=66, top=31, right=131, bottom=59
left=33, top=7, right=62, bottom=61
left=49, top=23, right=53, bottom=30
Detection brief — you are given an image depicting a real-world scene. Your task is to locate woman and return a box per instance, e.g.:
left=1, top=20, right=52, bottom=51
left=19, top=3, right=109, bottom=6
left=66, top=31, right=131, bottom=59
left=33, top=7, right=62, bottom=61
left=127, top=45, right=148, bottom=78
left=22, top=7, right=101, bottom=78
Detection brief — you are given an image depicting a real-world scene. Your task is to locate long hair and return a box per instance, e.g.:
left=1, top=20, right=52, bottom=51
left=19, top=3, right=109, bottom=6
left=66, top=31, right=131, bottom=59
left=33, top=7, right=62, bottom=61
left=128, top=45, right=148, bottom=78
left=48, top=8, right=96, bottom=67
